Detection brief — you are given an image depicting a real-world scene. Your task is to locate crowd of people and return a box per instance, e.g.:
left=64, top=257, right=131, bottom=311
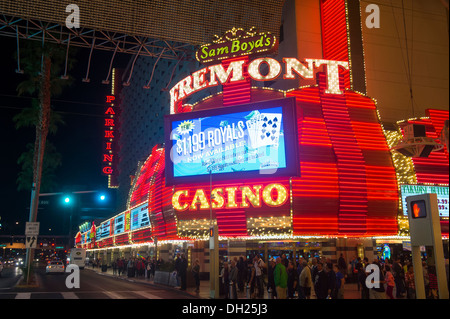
left=354, top=257, right=443, bottom=300
left=218, top=253, right=448, bottom=299
left=90, top=256, right=165, bottom=280
left=219, top=253, right=347, bottom=299
left=89, top=252, right=448, bottom=299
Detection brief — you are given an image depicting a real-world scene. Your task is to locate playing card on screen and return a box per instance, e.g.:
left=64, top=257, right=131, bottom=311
left=254, top=113, right=282, bottom=148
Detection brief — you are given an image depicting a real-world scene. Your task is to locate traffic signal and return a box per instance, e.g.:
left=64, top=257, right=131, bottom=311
left=411, top=200, right=427, bottom=219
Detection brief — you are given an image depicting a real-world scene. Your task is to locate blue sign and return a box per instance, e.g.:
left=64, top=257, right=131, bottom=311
left=99, top=220, right=111, bottom=239
left=165, top=98, right=299, bottom=185
left=130, top=204, right=151, bottom=230
left=114, top=214, right=125, bottom=235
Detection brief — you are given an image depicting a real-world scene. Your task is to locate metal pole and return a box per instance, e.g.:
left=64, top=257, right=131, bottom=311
left=412, top=246, right=426, bottom=299
left=209, top=169, right=213, bottom=222
left=25, top=183, right=36, bottom=285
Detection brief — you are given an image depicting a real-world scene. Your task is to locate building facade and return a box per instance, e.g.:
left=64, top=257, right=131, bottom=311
left=81, top=0, right=449, bottom=274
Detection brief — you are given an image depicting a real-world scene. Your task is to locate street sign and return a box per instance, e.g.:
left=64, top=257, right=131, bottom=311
left=25, top=236, right=37, bottom=249
left=25, top=222, right=40, bottom=236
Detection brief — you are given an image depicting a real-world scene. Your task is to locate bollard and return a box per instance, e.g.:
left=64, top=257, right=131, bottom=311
left=268, top=287, right=272, bottom=299
left=246, top=283, right=250, bottom=299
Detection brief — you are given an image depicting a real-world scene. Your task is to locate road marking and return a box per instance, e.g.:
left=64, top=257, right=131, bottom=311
left=103, top=291, right=124, bottom=299
left=133, top=290, right=163, bottom=299
left=61, top=292, right=79, bottom=299
left=15, top=293, right=31, bottom=299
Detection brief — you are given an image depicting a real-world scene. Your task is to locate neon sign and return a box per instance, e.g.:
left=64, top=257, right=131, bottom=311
left=196, top=27, right=278, bottom=64
left=172, top=183, right=288, bottom=212
left=169, top=57, right=349, bottom=113
left=103, top=95, right=116, bottom=175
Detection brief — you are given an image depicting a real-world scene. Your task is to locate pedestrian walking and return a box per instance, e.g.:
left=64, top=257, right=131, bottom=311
left=192, top=259, right=200, bottom=293
left=393, top=258, right=405, bottom=298
left=385, top=265, right=395, bottom=299
left=221, top=261, right=230, bottom=299
left=180, top=253, right=188, bottom=291
left=274, top=257, right=288, bottom=299
left=253, top=255, right=266, bottom=298
left=358, top=262, right=369, bottom=299
left=299, top=261, right=312, bottom=299
left=146, top=259, right=151, bottom=279
left=314, top=262, right=329, bottom=299
left=267, top=258, right=277, bottom=299
left=127, top=258, right=134, bottom=277
left=405, top=264, right=416, bottom=299
left=175, top=253, right=181, bottom=288
left=229, top=260, right=239, bottom=299
left=332, top=264, right=345, bottom=299
left=287, top=260, right=298, bottom=298
left=427, top=265, right=438, bottom=299
left=237, top=256, right=246, bottom=293
left=338, top=254, right=346, bottom=273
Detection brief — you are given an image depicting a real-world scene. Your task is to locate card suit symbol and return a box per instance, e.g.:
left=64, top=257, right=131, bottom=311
left=271, top=135, right=276, bottom=141
left=262, top=129, right=266, bottom=133
left=266, top=132, right=271, bottom=137
left=264, top=117, right=268, bottom=121
left=261, top=134, right=265, bottom=140
left=272, top=123, right=277, bottom=128
left=273, top=117, right=278, bottom=122
left=262, top=123, right=267, bottom=128
left=272, top=129, right=276, bottom=135
left=268, top=120, right=272, bottom=125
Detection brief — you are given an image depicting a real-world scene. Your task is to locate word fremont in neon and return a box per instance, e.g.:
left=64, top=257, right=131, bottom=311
left=172, top=183, right=288, bottom=211
left=169, top=57, right=349, bottom=113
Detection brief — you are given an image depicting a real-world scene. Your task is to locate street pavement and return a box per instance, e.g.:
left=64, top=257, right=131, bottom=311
left=0, top=264, right=382, bottom=299
left=84, top=265, right=363, bottom=299
left=0, top=264, right=199, bottom=299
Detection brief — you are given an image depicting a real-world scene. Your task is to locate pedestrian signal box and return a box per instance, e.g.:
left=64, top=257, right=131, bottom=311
left=406, top=193, right=448, bottom=299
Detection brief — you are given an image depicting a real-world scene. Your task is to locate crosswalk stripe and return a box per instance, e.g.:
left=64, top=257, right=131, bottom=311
left=133, top=291, right=163, bottom=299
left=102, top=291, right=123, bottom=299
left=15, top=293, right=31, bottom=299
left=61, top=292, right=79, bottom=299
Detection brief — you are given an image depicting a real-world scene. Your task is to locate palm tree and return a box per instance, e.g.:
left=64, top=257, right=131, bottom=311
left=13, top=98, right=65, bottom=192
left=16, top=141, right=62, bottom=193
left=15, top=41, right=77, bottom=279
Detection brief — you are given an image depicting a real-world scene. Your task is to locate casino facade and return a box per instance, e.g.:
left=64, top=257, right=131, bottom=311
left=76, top=0, right=449, bottom=271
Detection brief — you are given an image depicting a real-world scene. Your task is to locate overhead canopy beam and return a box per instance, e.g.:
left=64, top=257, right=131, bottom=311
left=0, top=14, right=193, bottom=59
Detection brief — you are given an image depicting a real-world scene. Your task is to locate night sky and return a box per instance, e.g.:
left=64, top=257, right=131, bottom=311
left=0, top=36, right=128, bottom=236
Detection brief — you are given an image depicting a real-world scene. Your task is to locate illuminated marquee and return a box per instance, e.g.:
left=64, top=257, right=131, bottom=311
left=169, top=57, right=349, bottom=113
left=196, top=27, right=278, bottom=64
left=172, top=183, right=288, bottom=211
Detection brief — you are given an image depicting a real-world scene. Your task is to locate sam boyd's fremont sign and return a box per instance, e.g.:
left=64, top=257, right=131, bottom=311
left=196, top=27, right=278, bottom=64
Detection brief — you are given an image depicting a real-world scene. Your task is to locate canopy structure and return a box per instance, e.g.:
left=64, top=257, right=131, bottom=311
left=0, top=0, right=284, bottom=59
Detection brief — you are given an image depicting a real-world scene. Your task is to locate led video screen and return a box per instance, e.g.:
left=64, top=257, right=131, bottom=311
left=165, top=97, right=299, bottom=185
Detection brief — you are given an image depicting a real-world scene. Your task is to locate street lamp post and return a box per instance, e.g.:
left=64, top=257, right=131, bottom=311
left=207, top=164, right=219, bottom=299
left=64, top=196, right=75, bottom=248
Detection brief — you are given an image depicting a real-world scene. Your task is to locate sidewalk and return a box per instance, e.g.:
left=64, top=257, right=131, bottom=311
left=86, top=266, right=364, bottom=299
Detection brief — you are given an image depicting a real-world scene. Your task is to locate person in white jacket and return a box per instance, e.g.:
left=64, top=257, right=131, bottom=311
left=299, top=261, right=312, bottom=299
